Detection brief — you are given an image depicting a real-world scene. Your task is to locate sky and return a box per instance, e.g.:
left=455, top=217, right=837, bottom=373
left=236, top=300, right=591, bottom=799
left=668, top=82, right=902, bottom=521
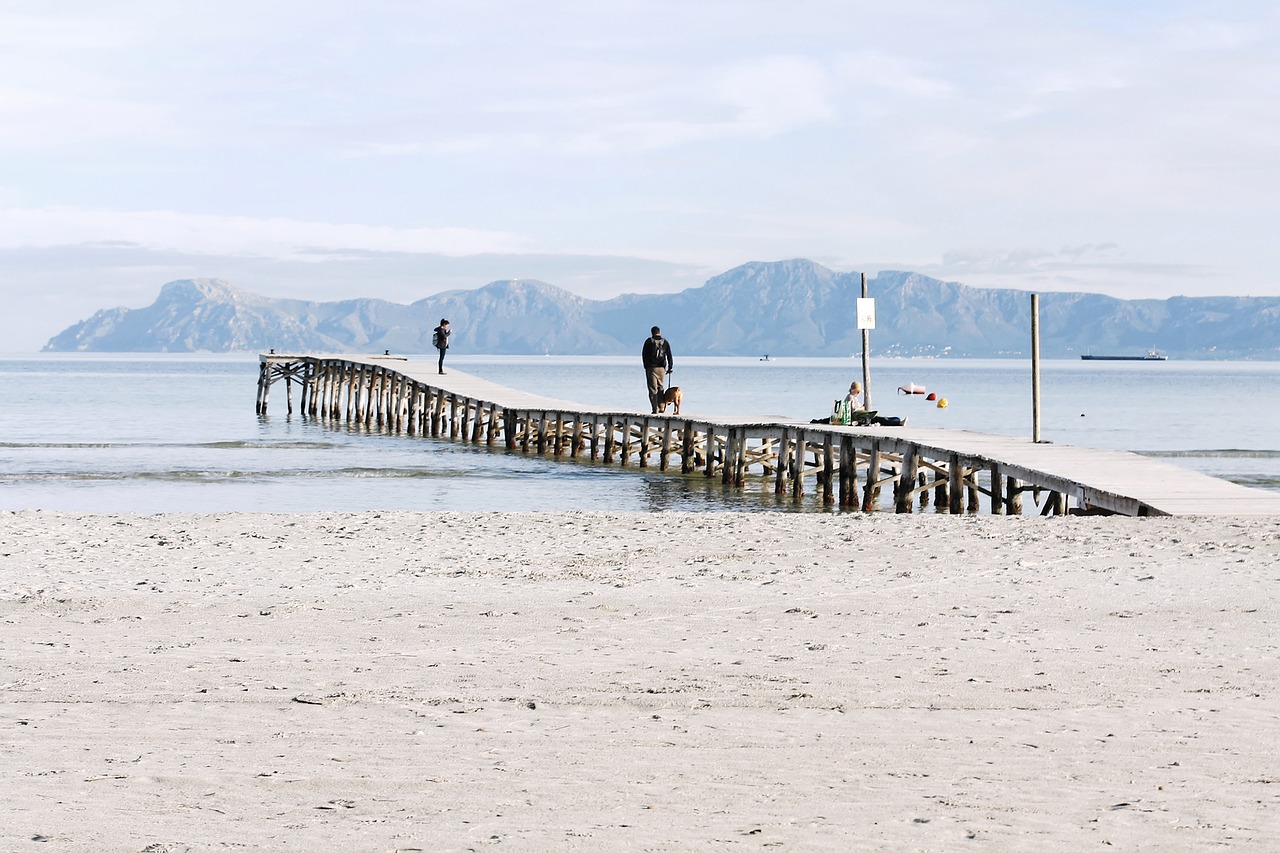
left=3, top=0, right=1279, bottom=351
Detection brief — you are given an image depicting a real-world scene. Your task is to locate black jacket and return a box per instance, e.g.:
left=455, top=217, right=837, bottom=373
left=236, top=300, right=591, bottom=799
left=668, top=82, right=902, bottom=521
left=642, top=335, right=673, bottom=370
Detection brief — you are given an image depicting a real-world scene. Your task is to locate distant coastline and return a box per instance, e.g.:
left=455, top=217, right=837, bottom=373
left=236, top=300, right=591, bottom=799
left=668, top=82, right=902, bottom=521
left=41, top=260, right=1280, bottom=359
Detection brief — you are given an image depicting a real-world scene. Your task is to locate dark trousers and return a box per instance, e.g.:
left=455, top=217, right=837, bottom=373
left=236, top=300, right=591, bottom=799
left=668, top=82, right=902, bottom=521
left=437, top=348, right=447, bottom=372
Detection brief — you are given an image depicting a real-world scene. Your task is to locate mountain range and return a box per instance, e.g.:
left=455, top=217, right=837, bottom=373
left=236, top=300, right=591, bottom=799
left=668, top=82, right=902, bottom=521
left=43, top=259, right=1280, bottom=359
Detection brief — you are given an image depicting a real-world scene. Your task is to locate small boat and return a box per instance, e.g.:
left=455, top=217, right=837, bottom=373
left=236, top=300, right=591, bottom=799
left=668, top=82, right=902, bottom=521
left=898, top=383, right=926, bottom=395
left=759, top=354, right=773, bottom=362
left=1081, top=350, right=1168, bottom=361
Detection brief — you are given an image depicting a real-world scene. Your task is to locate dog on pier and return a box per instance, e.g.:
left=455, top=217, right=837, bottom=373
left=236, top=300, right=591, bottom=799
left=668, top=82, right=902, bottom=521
left=657, top=386, right=683, bottom=415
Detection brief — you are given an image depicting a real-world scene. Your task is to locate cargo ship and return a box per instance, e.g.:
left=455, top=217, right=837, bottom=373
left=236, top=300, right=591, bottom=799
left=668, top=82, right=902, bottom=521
left=1080, top=350, right=1168, bottom=361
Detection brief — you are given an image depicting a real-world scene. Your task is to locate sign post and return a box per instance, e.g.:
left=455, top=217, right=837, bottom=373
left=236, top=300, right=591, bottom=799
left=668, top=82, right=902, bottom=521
left=1031, top=293, right=1042, bottom=442
left=857, top=273, right=875, bottom=410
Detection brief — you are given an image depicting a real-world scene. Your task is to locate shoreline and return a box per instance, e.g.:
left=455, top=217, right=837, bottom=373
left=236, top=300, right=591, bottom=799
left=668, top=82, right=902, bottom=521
left=3, top=510, right=1278, bottom=850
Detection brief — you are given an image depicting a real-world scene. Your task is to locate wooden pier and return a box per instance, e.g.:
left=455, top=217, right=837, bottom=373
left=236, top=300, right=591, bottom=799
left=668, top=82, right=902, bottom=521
left=257, top=353, right=1280, bottom=517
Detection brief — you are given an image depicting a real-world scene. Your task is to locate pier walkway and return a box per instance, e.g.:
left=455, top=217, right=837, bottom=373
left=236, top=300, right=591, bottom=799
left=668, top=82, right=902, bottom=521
left=257, top=353, right=1280, bottom=517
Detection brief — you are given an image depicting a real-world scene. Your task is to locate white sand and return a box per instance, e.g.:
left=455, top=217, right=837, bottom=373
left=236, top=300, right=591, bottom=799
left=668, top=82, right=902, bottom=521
left=2, top=510, right=1278, bottom=851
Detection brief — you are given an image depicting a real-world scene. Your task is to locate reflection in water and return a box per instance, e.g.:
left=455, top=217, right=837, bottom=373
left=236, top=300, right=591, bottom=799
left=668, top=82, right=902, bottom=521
left=634, top=465, right=857, bottom=514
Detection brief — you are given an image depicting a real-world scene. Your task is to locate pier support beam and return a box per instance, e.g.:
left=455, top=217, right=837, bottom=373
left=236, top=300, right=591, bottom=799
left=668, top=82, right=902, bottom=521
left=704, top=426, right=716, bottom=479
left=821, top=434, right=835, bottom=504
left=252, top=354, right=1181, bottom=520
left=948, top=453, right=963, bottom=514
left=863, top=441, right=882, bottom=512
left=895, top=445, right=919, bottom=513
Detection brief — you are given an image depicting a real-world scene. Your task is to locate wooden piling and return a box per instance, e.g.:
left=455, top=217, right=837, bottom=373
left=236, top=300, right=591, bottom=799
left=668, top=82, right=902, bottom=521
left=821, top=434, right=835, bottom=505
left=254, top=354, right=1250, bottom=519
left=1007, top=476, right=1023, bottom=515
left=896, top=445, right=919, bottom=513
left=775, top=429, right=789, bottom=494
left=862, top=440, right=881, bottom=511
left=703, top=426, right=716, bottom=478
left=791, top=431, right=805, bottom=499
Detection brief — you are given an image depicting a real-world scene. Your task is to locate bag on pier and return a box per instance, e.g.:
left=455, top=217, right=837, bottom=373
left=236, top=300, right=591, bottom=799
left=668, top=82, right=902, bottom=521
left=831, top=399, right=876, bottom=425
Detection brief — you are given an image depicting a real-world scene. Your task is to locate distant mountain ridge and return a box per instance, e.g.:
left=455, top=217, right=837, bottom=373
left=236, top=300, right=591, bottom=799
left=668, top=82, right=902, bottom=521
left=44, top=259, right=1280, bottom=358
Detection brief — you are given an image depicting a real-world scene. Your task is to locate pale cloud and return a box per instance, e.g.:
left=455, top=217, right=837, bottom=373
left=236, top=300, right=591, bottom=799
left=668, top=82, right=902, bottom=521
left=940, top=245, right=1127, bottom=275
left=435, top=55, right=834, bottom=155
left=920, top=244, right=1221, bottom=300
left=1157, top=15, right=1262, bottom=52
left=0, top=10, right=135, bottom=52
left=0, top=10, right=171, bottom=148
left=0, top=208, right=529, bottom=259
left=338, top=141, right=428, bottom=159
left=1023, top=60, right=1130, bottom=99
left=712, top=56, right=835, bottom=135
left=834, top=51, right=955, bottom=99
left=0, top=88, right=174, bottom=148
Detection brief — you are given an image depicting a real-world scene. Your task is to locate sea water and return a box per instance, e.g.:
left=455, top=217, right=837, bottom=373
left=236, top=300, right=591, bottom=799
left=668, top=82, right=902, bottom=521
left=2, top=353, right=1278, bottom=513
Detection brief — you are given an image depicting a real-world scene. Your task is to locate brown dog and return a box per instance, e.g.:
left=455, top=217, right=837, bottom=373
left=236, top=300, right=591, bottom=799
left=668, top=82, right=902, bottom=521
left=658, top=386, right=683, bottom=415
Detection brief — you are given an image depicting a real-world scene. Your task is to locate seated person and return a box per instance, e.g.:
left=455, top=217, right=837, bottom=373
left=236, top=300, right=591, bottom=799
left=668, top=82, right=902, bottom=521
left=839, top=381, right=907, bottom=427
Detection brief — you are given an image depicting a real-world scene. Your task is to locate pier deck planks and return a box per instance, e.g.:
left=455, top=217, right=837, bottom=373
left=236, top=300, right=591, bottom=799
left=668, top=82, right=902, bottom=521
left=260, top=354, right=1280, bottom=517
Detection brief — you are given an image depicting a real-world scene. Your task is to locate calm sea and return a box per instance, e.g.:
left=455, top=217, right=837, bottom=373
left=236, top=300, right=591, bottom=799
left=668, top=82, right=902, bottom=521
left=3, top=353, right=1278, bottom=513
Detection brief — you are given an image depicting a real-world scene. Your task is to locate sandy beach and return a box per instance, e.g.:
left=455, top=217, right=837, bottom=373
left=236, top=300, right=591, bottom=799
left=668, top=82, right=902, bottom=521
left=2, top=510, right=1278, bottom=851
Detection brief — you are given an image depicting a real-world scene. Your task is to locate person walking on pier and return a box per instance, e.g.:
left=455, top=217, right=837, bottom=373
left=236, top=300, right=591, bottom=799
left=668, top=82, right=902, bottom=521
left=433, top=319, right=451, bottom=374
left=642, top=326, right=674, bottom=413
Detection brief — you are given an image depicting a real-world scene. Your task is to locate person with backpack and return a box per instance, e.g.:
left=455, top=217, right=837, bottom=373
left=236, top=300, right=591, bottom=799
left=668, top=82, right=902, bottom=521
left=641, top=326, right=674, bottom=413
left=432, top=319, right=451, bottom=374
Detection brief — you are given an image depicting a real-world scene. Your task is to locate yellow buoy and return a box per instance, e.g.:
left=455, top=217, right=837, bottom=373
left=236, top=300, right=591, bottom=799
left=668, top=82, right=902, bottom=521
left=937, top=398, right=948, bottom=408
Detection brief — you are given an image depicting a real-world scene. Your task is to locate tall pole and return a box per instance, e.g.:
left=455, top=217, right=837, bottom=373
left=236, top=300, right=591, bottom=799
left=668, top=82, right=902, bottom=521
left=1031, top=293, right=1042, bottom=443
left=861, top=272, right=872, bottom=411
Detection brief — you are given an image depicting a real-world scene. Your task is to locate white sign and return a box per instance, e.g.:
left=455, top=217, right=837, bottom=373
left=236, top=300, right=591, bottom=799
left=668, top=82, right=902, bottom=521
left=856, top=297, right=876, bottom=330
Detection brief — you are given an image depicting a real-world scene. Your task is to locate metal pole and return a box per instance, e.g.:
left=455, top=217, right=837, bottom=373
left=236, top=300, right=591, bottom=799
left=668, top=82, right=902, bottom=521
left=1031, top=293, right=1042, bottom=443
left=861, top=272, right=871, bottom=411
